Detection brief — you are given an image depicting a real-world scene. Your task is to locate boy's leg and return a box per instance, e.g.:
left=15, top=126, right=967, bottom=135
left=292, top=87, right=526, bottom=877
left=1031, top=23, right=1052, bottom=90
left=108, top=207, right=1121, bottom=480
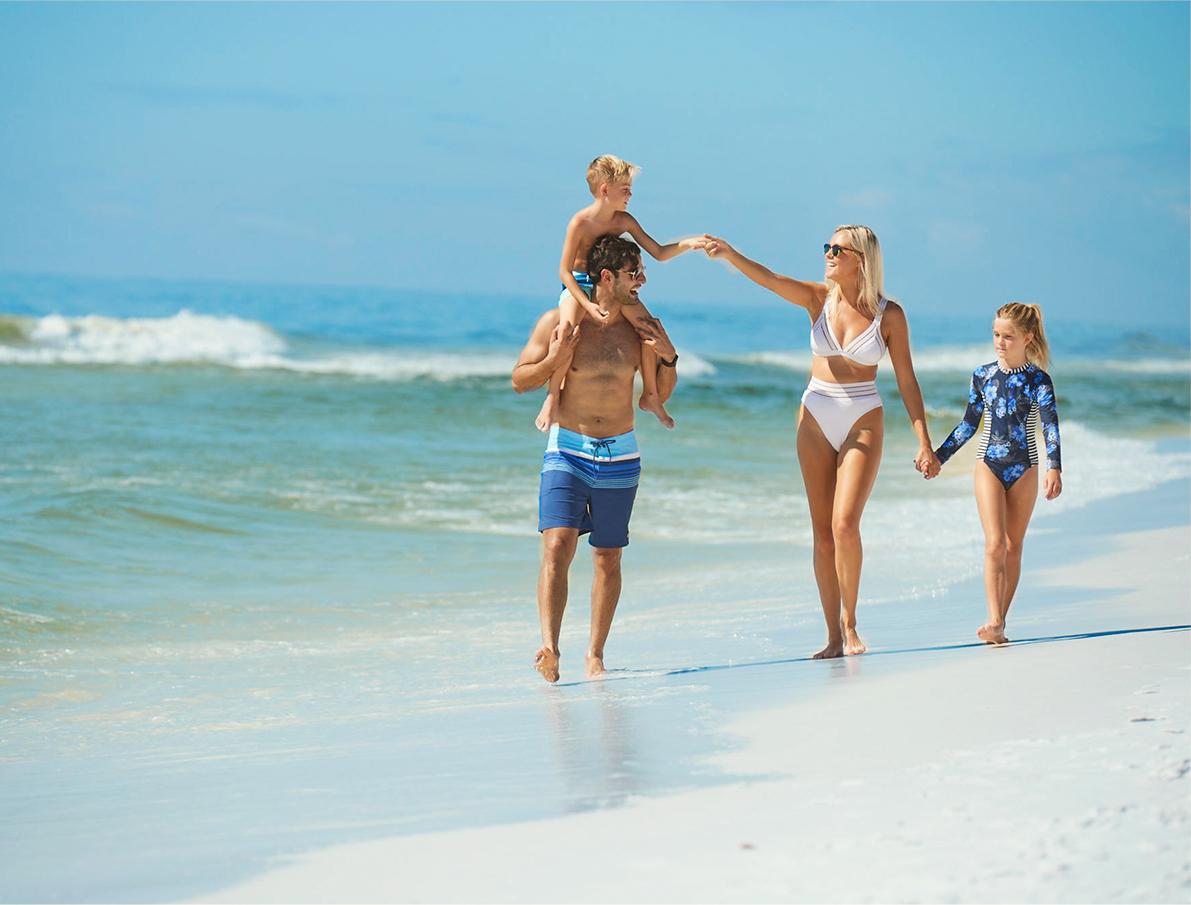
left=535, top=299, right=586, bottom=432
left=1000, top=466, right=1039, bottom=631
left=974, top=462, right=1010, bottom=644
left=621, top=304, right=675, bottom=430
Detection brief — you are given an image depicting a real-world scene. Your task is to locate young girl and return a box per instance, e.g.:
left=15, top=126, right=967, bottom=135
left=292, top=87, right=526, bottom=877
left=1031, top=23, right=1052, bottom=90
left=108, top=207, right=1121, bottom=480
left=930, top=302, right=1063, bottom=645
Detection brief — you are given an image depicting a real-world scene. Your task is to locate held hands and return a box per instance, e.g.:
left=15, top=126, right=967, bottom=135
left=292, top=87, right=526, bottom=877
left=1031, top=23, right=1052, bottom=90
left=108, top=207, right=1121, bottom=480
left=678, top=236, right=709, bottom=253
left=1044, top=470, right=1062, bottom=500
left=702, top=234, right=736, bottom=260
left=915, top=448, right=941, bottom=479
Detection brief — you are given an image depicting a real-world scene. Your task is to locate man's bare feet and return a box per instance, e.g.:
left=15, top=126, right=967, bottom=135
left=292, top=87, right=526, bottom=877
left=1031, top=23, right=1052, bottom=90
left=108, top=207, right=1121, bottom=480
left=535, top=395, right=557, bottom=433
left=843, top=627, right=867, bottom=655
left=977, top=623, right=1009, bottom=645
left=638, top=392, right=675, bottom=430
left=534, top=647, right=560, bottom=683
left=585, top=652, right=607, bottom=679
left=812, top=640, right=845, bottom=659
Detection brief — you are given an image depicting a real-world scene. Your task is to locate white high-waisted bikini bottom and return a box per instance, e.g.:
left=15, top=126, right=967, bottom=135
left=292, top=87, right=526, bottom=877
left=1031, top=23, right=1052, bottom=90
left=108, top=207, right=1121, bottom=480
left=800, top=377, right=883, bottom=451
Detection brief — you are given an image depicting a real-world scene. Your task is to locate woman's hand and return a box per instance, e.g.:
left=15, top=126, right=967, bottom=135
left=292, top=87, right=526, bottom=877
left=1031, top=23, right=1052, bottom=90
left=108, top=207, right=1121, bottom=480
left=702, top=235, right=736, bottom=259
left=1044, top=469, right=1062, bottom=500
left=915, top=447, right=941, bottom=479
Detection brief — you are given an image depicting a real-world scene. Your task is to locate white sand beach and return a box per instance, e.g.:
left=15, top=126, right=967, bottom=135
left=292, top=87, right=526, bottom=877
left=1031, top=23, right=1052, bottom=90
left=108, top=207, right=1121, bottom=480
left=200, top=518, right=1191, bottom=904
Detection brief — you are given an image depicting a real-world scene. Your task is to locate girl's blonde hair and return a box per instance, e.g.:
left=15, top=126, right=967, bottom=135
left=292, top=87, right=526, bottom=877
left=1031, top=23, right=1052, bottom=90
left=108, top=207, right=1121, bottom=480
left=997, top=302, right=1050, bottom=369
left=825, top=224, right=887, bottom=317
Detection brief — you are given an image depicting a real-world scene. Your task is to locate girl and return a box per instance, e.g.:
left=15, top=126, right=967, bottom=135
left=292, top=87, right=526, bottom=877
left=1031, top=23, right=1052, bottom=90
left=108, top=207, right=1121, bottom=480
left=931, top=303, right=1063, bottom=644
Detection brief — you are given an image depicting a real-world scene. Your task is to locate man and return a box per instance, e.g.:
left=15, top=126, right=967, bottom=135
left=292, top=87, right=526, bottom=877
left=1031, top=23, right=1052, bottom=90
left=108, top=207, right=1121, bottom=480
left=512, top=234, right=679, bottom=683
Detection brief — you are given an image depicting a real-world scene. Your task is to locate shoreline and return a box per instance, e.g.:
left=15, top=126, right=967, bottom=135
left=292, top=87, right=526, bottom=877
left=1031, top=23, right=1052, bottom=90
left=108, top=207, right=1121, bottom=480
left=195, top=477, right=1191, bottom=904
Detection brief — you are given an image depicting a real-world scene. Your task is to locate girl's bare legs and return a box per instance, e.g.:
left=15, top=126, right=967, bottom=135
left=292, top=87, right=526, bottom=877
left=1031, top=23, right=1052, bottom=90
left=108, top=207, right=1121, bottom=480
left=797, top=406, right=883, bottom=658
left=621, top=304, right=674, bottom=429
left=974, top=464, right=1038, bottom=643
left=832, top=408, right=884, bottom=654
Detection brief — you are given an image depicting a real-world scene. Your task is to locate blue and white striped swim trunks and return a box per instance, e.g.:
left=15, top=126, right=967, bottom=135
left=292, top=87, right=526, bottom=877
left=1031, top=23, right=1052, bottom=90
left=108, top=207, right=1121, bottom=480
left=539, top=425, right=641, bottom=548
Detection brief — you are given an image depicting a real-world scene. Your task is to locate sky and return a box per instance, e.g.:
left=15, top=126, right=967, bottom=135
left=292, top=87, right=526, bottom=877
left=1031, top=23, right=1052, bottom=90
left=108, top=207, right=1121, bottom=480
left=0, top=2, right=1188, bottom=326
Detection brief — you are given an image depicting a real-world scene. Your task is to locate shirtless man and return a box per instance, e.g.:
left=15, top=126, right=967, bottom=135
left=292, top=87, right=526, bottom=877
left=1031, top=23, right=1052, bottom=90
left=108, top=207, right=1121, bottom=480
left=512, top=235, right=679, bottom=683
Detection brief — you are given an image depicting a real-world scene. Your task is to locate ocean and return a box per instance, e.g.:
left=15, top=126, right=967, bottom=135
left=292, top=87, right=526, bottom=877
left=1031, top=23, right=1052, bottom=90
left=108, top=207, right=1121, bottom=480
left=1, top=271, right=1188, bottom=901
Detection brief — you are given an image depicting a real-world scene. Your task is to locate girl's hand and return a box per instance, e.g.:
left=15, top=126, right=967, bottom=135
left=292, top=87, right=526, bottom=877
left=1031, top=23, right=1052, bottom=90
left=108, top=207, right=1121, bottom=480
left=679, top=236, right=708, bottom=253
left=914, top=448, right=941, bottom=479
left=1044, top=469, right=1063, bottom=500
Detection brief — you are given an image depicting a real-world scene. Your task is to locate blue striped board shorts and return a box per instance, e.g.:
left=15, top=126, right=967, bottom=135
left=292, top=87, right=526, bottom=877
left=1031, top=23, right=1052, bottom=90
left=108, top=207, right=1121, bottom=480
left=538, top=425, right=640, bottom=548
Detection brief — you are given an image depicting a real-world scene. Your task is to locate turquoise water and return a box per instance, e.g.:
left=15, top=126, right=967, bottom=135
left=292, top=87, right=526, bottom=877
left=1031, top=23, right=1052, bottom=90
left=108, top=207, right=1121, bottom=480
left=1, top=272, right=1188, bottom=900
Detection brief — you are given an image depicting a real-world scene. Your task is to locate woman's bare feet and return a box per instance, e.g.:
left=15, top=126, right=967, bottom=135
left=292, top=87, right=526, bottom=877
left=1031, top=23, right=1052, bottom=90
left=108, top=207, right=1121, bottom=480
left=585, top=652, right=607, bottom=678
left=843, top=627, right=867, bottom=655
left=535, top=394, right=557, bottom=433
left=812, top=640, right=845, bottom=659
left=638, top=392, right=675, bottom=430
left=534, top=647, right=560, bottom=683
left=977, top=623, right=1009, bottom=645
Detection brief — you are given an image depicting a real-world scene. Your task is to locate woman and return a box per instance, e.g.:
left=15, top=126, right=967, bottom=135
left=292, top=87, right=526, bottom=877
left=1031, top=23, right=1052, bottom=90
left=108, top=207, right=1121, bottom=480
left=705, top=226, right=936, bottom=658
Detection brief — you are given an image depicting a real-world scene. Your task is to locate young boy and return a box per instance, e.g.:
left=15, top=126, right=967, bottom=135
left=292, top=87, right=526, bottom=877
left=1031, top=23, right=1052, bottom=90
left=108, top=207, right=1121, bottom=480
left=535, top=154, right=704, bottom=432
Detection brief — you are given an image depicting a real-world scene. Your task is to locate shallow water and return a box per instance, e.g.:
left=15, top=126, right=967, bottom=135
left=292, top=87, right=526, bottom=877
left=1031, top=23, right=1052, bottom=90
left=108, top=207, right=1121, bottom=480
left=1, top=272, right=1188, bottom=900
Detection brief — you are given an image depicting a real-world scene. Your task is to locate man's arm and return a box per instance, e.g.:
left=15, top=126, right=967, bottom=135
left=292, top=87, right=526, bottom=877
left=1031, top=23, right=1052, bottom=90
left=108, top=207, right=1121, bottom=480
left=655, top=355, right=678, bottom=403
left=632, top=315, right=678, bottom=402
left=511, top=310, right=578, bottom=394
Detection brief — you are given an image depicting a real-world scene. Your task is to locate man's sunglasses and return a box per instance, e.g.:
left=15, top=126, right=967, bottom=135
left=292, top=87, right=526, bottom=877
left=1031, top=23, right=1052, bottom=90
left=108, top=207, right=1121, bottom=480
left=619, top=266, right=645, bottom=280
left=824, top=244, right=864, bottom=258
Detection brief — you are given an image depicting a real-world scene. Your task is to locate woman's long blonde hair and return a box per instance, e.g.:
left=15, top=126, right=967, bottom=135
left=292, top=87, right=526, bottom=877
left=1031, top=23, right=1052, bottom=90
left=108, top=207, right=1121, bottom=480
left=825, top=224, right=887, bottom=318
left=997, top=302, right=1050, bottom=369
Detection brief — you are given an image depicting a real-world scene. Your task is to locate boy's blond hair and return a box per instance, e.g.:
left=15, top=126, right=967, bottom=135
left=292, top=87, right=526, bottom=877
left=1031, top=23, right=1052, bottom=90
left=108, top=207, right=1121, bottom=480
left=586, top=155, right=639, bottom=195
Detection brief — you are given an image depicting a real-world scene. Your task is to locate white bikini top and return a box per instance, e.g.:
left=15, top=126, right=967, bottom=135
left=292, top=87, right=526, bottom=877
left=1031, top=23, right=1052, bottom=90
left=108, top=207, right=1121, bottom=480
left=810, top=296, right=888, bottom=366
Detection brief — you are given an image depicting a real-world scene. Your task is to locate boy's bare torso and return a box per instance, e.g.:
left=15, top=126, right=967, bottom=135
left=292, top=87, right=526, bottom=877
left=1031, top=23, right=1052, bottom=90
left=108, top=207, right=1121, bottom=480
left=569, top=210, right=632, bottom=272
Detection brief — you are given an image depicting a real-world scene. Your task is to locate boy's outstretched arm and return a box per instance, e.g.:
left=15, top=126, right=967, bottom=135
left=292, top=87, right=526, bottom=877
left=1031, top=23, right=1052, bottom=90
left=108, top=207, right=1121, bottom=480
left=621, top=214, right=706, bottom=261
left=560, top=218, right=607, bottom=322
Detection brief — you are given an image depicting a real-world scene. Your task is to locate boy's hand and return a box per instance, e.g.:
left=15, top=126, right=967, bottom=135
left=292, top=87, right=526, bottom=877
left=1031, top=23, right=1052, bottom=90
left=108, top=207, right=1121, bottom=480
left=1043, top=470, right=1062, bottom=500
left=702, top=234, right=735, bottom=259
left=633, top=316, right=676, bottom=362
left=579, top=296, right=609, bottom=323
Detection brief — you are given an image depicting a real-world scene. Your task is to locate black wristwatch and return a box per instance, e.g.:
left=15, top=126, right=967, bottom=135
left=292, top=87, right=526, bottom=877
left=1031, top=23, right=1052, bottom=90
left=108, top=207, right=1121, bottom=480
left=658, top=353, right=679, bottom=368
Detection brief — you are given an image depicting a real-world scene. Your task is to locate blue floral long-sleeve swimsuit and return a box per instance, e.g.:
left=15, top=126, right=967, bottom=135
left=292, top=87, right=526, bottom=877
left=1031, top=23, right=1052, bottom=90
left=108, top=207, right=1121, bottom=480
left=934, top=361, right=1062, bottom=489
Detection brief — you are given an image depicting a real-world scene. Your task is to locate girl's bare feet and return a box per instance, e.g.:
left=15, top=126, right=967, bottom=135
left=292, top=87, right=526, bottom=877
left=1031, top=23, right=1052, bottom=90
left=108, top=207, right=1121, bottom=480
left=638, top=392, right=675, bottom=430
left=843, top=627, right=867, bottom=655
left=585, top=652, right=607, bottom=678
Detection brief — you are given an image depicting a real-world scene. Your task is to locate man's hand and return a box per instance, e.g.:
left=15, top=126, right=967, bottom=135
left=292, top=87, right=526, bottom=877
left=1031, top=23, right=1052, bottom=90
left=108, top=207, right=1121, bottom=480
left=633, top=316, right=676, bottom=362
left=548, top=322, right=581, bottom=366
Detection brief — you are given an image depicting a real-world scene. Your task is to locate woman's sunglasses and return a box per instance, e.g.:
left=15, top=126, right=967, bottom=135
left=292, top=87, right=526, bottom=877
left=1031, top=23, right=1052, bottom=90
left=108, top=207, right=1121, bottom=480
left=824, top=243, right=863, bottom=258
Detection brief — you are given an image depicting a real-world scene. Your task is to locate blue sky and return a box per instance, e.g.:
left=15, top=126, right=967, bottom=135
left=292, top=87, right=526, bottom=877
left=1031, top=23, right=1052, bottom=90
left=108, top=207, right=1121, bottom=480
left=1, top=2, right=1187, bottom=325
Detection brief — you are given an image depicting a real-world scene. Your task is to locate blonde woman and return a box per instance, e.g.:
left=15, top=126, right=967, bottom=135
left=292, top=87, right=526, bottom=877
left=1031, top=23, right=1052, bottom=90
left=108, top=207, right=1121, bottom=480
left=704, top=227, right=936, bottom=658
left=929, top=303, right=1063, bottom=645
